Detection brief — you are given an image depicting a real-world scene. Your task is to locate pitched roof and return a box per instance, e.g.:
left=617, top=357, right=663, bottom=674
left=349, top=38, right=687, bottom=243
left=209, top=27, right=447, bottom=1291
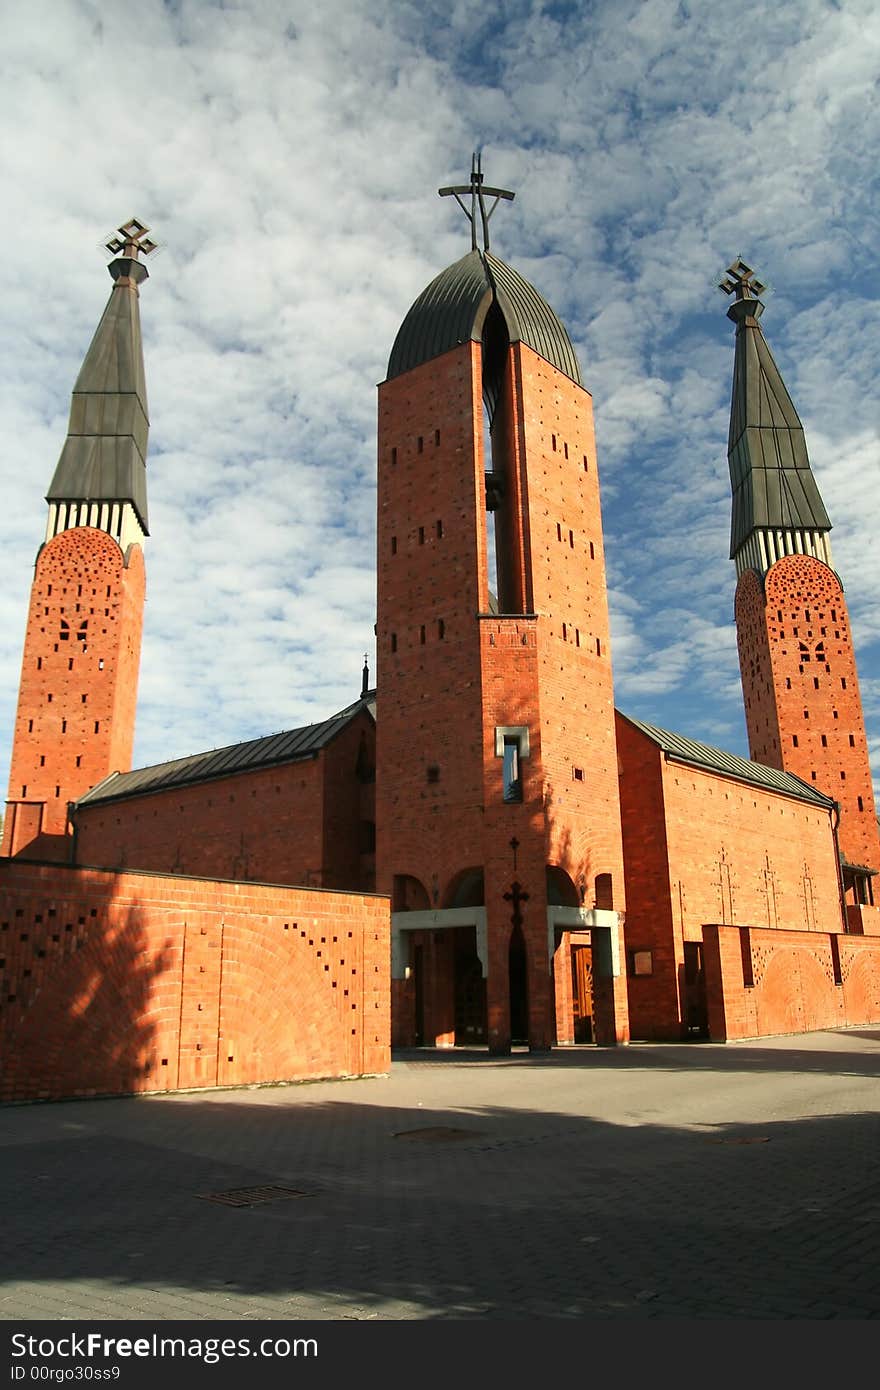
left=617, top=711, right=836, bottom=809
left=74, top=692, right=375, bottom=809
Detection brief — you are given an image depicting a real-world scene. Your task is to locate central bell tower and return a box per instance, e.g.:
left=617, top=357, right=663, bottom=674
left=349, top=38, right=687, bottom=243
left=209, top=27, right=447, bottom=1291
left=376, top=159, right=628, bottom=1051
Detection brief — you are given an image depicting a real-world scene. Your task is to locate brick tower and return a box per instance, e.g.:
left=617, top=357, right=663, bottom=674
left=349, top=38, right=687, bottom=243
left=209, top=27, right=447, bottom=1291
left=376, top=159, right=628, bottom=1051
left=2, top=220, right=156, bottom=861
left=721, top=258, right=880, bottom=909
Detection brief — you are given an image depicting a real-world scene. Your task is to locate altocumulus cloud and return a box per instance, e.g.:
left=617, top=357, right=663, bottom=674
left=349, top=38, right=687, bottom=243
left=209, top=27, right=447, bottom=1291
left=0, top=0, right=877, bottom=793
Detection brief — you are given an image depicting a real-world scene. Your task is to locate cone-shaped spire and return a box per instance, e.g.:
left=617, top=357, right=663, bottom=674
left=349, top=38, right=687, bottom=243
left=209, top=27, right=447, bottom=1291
left=46, top=218, right=156, bottom=541
left=720, top=258, right=831, bottom=576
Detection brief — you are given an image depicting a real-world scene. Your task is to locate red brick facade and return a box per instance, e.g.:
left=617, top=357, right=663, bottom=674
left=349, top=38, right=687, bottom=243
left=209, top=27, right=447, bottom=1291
left=617, top=709, right=880, bottom=1040
left=0, top=860, right=389, bottom=1102
left=3, top=529, right=144, bottom=862
left=377, top=339, right=627, bottom=1052
left=72, top=709, right=376, bottom=891
left=735, top=556, right=880, bottom=872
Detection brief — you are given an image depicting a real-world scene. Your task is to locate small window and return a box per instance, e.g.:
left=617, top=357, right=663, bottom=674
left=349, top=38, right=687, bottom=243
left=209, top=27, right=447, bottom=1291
left=391, top=633, right=397, bottom=652
left=572, top=767, right=584, bottom=782
left=418, top=526, right=425, bottom=545
left=391, top=447, right=397, bottom=466
left=436, top=520, right=443, bottom=539
left=419, top=625, right=426, bottom=645
left=391, top=536, right=397, bottom=555
left=434, top=429, right=440, bottom=446
left=502, top=736, right=522, bottom=803
left=417, top=436, right=423, bottom=454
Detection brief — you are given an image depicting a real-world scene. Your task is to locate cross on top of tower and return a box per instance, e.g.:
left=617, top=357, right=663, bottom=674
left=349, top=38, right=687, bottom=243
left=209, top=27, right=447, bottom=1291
left=104, top=218, right=158, bottom=261
left=718, top=256, right=767, bottom=302
left=439, top=153, right=515, bottom=252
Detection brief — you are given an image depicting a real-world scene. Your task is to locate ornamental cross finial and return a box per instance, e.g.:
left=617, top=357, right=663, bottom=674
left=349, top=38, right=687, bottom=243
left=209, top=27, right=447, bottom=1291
left=718, top=256, right=767, bottom=302
left=104, top=217, right=158, bottom=261
left=439, top=153, right=515, bottom=252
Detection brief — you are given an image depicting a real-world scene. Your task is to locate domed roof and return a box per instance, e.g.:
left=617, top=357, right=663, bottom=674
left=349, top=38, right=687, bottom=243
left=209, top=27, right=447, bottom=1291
left=386, top=248, right=582, bottom=386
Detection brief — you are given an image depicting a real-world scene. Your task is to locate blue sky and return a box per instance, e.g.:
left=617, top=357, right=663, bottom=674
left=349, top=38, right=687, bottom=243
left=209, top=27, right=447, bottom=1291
left=0, top=0, right=877, bottom=794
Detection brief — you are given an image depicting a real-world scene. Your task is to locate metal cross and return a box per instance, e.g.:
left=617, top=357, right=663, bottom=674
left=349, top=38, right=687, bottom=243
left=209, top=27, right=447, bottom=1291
left=104, top=217, right=158, bottom=260
left=439, top=153, right=514, bottom=252
left=503, top=880, right=529, bottom=930
left=718, top=256, right=766, bottom=302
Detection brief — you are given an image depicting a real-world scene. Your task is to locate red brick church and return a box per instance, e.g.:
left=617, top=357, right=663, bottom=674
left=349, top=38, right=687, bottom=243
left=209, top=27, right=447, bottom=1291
left=2, top=171, right=879, bottom=1101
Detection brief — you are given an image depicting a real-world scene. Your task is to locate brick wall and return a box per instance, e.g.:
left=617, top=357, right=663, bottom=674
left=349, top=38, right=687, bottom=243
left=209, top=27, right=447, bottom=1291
left=703, top=923, right=880, bottom=1040
left=617, top=713, right=850, bottom=1039
left=377, top=338, right=628, bottom=1048
left=0, top=860, right=389, bottom=1102
left=736, top=556, right=880, bottom=871
left=3, top=529, right=144, bottom=861
left=71, top=710, right=375, bottom=891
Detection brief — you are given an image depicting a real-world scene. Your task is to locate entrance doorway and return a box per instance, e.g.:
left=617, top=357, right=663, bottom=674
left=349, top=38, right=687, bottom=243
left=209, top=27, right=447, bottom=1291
left=683, top=941, right=708, bottom=1037
left=509, top=925, right=529, bottom=1044
left=571, top=945, right=593, bottom=1042
left=454, top=928, right=486, bottom=1043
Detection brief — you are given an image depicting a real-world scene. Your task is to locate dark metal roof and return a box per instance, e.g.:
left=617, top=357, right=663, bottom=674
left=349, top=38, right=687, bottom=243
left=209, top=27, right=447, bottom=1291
left=386, top=249, right=582, bottom=385
left=618, top=711, right=836, bottom=809
left=726, top=298, right=830, bottom=558
left=47, top=258, right=150, bottom=533
left=74, top=692, right=375, bottom=809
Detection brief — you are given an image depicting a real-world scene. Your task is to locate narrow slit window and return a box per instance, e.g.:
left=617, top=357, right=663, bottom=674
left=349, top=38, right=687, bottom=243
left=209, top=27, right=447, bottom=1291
left=502, top=736, right=522, bottom=803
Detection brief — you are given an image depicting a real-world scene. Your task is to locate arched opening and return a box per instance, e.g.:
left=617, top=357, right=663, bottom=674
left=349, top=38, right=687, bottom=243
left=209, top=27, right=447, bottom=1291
left=546, top=864, right=581, bottom=907
left=481, top=302, right=526, bottom=614
left=595, top=872, right=614, bottom=910
left=442, top=866, right=485, bottom=909
left=392, top=874, right=430, bottom=912
left=508, top=923, right=529, bottom=1045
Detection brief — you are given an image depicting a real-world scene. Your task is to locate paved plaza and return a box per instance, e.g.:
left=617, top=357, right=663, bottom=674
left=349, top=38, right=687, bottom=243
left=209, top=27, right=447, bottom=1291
left=2, top=1029, right=879, bottom=1321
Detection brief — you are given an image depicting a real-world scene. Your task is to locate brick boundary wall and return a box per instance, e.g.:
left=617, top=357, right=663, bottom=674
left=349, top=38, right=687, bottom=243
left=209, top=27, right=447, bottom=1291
left=703, top=923, right=880, bottom=1040
left=0, top=861, right=390, bottom=1103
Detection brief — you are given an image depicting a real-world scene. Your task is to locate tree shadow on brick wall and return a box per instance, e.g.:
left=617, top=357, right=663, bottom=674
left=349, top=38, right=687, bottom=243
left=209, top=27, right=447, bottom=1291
left=0, top=868, right=172, bottom=1103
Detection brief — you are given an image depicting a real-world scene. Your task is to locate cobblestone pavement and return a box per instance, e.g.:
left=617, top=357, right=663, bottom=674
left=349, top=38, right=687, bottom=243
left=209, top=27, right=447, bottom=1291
left=2, top=1028, right=879, bottom=1321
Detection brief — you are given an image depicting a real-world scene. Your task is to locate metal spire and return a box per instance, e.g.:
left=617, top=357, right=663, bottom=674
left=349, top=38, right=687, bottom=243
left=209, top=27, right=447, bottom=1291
left=439, top=153, right=514, bottom=252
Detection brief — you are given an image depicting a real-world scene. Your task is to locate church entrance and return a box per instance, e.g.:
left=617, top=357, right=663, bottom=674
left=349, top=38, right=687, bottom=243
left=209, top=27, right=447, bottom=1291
left=453, top=927, right=486, bottom=1043
left=683, top=941, right=708, bottom=1037
left=509, top=924, right=529, bottom=1044
left=571, top=944, right=593, bottom=1042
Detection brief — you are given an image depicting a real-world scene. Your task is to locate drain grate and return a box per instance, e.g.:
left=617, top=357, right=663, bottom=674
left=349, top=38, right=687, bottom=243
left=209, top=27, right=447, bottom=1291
left=392, top=1126, right=482, bottom=1142
left=197, top=1184, right=310, bottom=1207
left=710, top=1136, right=770, bottom=1145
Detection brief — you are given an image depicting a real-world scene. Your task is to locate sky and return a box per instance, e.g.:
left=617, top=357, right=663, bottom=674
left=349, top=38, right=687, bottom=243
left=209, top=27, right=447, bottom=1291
left=0, top=0, right=878, bottom=796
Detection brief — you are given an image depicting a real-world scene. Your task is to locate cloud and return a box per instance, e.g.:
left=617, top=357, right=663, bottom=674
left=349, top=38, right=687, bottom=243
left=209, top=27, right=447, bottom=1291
left=1, top=0, right=878, bottom=806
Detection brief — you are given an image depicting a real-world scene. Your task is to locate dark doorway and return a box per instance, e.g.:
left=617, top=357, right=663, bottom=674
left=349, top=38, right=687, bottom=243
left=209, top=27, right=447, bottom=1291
left=413, top=944, right=425, bottom=1046
left=683, top=941, right=708, bottom=1037
left=508, top=925, right=529, bottom=1044
left=454, top=929, right=486, bottom=1043
left=571, top=945, right=593, bottom=1043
